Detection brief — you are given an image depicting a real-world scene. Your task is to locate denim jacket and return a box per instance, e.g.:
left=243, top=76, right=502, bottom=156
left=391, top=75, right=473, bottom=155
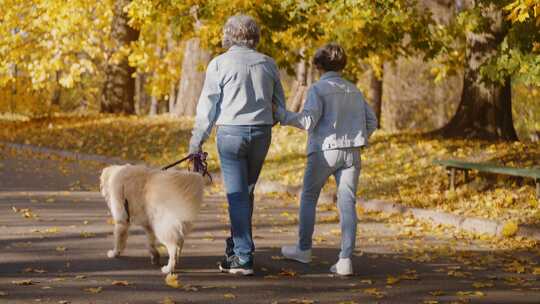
left=276, top=71, right=378, bottom=155
left=188, top=46, right=287, bottom=153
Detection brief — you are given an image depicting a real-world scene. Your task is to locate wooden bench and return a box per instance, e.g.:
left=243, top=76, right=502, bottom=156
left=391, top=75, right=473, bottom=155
left=433, top=159, right=540, bottom=199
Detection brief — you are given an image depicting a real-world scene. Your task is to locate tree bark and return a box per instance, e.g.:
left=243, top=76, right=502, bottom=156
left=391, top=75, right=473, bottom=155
left=149, top=95, right=158, bottom=116
left=369, top=68, right=383, bottom=126
left=100, top=0, right=139, bottom=114
left=172, top=38, right=211, bottom=117
left=290, top=59, right=308, bottom=112
left=439, top=2, right=517, bottom=140
left=50, top=71, right=61, bottom=107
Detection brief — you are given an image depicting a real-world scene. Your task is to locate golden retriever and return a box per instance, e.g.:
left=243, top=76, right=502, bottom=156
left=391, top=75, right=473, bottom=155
left=99, top=164, right=203, bottom=274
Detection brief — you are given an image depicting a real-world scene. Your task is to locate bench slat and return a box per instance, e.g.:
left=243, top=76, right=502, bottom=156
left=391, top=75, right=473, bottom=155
left=433, top=159, right=540, bottom=179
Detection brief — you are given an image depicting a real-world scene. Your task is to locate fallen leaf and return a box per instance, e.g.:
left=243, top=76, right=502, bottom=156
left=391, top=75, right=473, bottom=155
left=363, top=288, right=385, bottom=298
left=386, top=275, right=400, bottom=285
left=22, top=267, right=46, bottom=273
left=162, top=297, right=176, bottom=304
left=12, top=279, right=36, bottom=285
left=502, top=221, right=519, bottom=237
left=80, top=232, right=95, bottom=238
left=223, top=293, right=236, bottom=299
left=84, top=287, right=102, bottom=294
left=456, top=291, right=485, bottom=297
left=44, top=227, right=60, bottom=234
left=165, top=273, right=181, bottom=288
left=288, top=299, right=315, bottom=304
left=472, top=281, right=494, bottom=288
left=279, top=269, right=297, bottom=277
left=112, top=280, right=129, bottom=286
left=429, top=291, right=444, bottom=296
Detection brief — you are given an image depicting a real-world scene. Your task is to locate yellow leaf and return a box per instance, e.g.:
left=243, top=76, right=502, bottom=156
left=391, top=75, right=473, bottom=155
left=12, top=279, right=35, bottom=285
left=363, top=288, right=385, bottom=298
left=112, top=280, right=129, bottom=286
left=472, top=281, right=494, bottom=288
left=223, top=293, right=236, bottom=299
left=288, top=299, right=314, bottom=304
left=386, top=275, right=400, bottom=285
left=165, top=273, right=181, bottom=288
left=456, top=291, right=485, bottom=297
left=429, top=291, right=444, bottom=296
left=84, top=287, right=102, bottom=294
left=45, top=227, right=60, bottom=234
left=162, top=297, right=176, bottom=304
left=502, top=221, right=519, bottom=237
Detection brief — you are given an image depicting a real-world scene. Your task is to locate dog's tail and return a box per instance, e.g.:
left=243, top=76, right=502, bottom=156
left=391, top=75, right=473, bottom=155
left=145, top=170, right=204, bottom=222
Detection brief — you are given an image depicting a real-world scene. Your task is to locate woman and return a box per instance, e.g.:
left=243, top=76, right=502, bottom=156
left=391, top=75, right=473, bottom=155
left=276, top=43, right=378, bottom=276
left=188, top=14, right=287, bottom=275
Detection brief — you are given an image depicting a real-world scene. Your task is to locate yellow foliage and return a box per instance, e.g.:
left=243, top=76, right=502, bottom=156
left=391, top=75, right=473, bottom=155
left=502, top=221, right=519, bottom=237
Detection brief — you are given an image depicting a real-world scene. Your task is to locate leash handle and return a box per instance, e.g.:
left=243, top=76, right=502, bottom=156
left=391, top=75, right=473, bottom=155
left=162, top=151, right=212, bottom=183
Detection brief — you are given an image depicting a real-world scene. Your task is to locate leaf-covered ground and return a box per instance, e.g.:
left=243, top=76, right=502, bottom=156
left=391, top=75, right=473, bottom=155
left=0, top=114, right=538, bottom=226
left=1, top=145, right=539, bottom=303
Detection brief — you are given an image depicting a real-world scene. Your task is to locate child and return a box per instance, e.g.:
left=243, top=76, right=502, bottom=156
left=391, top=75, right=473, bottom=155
left=275, top=43, right=378, bottom=275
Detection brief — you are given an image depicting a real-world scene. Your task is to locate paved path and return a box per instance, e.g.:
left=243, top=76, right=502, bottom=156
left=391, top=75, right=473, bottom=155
left=1, top=144, right=539, bottom=304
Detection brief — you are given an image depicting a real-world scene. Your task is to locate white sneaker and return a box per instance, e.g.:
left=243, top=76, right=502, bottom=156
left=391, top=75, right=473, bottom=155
left=281, top=245, right=312, bottom=263
left=330, top=258, right=353, bottom=276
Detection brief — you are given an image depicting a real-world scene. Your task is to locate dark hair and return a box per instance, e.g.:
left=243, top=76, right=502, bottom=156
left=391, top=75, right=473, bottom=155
left=312, top=43, right=347, bottom=72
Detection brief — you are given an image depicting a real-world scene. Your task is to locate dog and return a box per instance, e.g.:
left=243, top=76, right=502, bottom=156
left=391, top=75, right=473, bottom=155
left=99, top=164, right=203, bottom=274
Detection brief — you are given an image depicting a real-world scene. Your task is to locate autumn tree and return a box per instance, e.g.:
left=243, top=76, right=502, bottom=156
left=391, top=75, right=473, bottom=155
left=100, top=0, right=139, bottom=113
left=432, top=0, right=540, bottom=140
left=435, top=1, right=517, bottom=140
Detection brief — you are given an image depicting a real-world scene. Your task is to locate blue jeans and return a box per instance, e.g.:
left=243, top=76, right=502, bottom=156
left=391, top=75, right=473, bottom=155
left=217, top=125, right=271, bottom=263
left=298, top=148, right=361, bottom=258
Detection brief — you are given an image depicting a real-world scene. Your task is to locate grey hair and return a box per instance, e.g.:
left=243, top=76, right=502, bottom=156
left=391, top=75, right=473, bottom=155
left=222, top=14, right=260, bottom=49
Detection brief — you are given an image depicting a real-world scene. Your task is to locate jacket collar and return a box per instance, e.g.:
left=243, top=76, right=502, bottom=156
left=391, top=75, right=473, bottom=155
left=228, top=45, right=255, bottom=52
left=320, top=71, right=341, bottom=81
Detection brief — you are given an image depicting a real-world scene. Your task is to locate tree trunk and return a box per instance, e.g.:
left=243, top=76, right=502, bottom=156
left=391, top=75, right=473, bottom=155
left=290, top=59, right=308, bottom=112
left=168, top=82, right=176, bottom=114
left=50, top=71, right=61, bottom=107
left=369, top=68, right=383, bottom=126
left=439, top=2, right=517, bottom=140
left=134, top=73, right=142, bottom=115
left=172, top=38, right=211, bottom=117
left=149, top=95, right=158, bottom=116
left=100, top=0, right=139, bottom=114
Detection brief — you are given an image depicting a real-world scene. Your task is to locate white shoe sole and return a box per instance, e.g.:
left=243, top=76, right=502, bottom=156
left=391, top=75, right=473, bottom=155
left=219, top=265, right=254, bottom=276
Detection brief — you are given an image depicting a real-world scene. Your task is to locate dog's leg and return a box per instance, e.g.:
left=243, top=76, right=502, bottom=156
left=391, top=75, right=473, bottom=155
left=176, top=238, right=184, bottom=266
left=143, top=225, right=160, bottom=266
left=161, top=243, right=178, bottom=274
left=107, top=222, right=129, bottom=258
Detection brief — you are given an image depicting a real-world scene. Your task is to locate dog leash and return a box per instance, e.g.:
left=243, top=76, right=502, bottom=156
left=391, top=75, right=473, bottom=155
left=161, top=151, right=213, bottom=182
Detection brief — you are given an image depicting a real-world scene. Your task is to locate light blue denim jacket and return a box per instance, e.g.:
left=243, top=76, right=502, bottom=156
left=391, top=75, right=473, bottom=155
left=188, top=46, right=287, bottom=153
left=276, top=71, right=378, bottom=155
